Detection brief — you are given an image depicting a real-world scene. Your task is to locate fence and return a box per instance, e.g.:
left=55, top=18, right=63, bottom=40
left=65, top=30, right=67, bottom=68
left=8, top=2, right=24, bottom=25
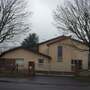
left=0, top=60, right=73, bottom=75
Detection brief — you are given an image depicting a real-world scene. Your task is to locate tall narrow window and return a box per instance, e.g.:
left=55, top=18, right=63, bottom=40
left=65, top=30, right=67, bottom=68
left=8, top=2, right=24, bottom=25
left=46, top=48, right=49, bottom=55
left=57, top=46, right=62, bottom=62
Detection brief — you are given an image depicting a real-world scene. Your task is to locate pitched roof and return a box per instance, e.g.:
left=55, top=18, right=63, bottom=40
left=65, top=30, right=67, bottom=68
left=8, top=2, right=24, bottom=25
left=39, top=35, right=71, bottom=45
left=39, top=35, right=85, bottom=46
left=0, top=47, right=51, bottom=59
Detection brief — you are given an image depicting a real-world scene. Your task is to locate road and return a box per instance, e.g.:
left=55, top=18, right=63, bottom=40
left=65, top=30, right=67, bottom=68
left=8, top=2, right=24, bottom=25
left=0, top=76, right=90, bottom=90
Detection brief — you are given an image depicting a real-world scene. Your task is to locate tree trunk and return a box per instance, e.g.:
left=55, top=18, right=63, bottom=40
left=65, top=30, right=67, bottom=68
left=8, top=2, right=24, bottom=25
left=88, top=48, right=90, bottom=69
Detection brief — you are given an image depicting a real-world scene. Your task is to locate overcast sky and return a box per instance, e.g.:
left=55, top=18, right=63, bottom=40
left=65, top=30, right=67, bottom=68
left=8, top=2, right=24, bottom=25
left=1, top=0, right=65, bottom=48
left=28, top=0, right=65, bottom=42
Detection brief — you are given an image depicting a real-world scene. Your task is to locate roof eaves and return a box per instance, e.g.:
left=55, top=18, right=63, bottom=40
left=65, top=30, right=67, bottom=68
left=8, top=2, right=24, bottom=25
left=39, top=35, right=71, bottom=45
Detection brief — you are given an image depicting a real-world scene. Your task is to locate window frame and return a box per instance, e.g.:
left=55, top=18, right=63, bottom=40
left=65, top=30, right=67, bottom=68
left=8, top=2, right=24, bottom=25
left=71, top=59, right=82, bottom=70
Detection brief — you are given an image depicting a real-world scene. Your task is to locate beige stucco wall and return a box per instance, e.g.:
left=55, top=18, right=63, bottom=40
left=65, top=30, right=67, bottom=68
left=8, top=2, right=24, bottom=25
left=0, top=38, right=88, bottom=72
left=0, top=48, right=50, bottom=71
left=39, top=43, right=49, bottom=55
left=39, top=39, right=88, bottom=72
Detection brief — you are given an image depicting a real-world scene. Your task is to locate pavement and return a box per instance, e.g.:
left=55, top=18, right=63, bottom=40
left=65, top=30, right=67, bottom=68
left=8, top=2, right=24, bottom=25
left=0, top=76, right=90, bottom=90
left=0, top=76, right=90, bottom=85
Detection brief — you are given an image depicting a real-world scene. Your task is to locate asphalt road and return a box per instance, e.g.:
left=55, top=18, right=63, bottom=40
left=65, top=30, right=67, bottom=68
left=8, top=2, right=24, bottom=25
left=0, top=76, right=90, bottom=90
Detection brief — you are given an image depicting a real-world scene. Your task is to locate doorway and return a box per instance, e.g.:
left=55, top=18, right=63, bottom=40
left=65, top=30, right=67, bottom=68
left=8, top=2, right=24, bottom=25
left=28, top=61, right=35, bottom=76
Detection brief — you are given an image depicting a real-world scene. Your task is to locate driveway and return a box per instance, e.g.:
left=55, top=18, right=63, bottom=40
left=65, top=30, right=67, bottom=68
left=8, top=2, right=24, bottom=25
left=0, top=76, right=90, bottom=90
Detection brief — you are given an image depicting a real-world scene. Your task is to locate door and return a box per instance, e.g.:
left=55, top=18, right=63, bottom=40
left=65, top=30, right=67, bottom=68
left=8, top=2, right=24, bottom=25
left=28, top=61, right=35, bottom=76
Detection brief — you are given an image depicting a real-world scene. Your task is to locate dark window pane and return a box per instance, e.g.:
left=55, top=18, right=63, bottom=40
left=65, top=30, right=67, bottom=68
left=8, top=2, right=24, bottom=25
left=57, top=46, right=62, bottom=57
left=38, top=59, right=44, bottom=63
left=57, top=46, right=62, bottom=62
left=71, top=60, right=74, bottom=64
left=75, top=60, right=77, bottom=64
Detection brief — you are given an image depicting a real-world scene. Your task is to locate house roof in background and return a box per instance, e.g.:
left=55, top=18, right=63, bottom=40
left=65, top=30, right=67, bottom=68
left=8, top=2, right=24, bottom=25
left=0, top=47, right=51, bottom=59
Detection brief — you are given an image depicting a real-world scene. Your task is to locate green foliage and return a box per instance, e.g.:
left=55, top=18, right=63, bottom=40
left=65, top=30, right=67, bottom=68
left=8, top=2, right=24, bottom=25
left=21, top=33, right=39, bottom=51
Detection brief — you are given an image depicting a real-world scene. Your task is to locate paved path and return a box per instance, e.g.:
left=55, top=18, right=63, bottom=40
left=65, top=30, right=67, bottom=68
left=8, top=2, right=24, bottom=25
left=0, top=76, right=90, bottom=90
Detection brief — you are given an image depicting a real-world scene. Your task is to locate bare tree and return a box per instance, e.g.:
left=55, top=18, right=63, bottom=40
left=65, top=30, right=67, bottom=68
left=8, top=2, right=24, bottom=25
left=0, top=0, right=31, bottom=43
left=54, top=0, right=90, bottom=68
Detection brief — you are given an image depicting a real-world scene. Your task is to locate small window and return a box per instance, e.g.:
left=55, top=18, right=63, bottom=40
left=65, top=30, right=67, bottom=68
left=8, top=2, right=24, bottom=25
left=38, top=59, right=44, bottom=63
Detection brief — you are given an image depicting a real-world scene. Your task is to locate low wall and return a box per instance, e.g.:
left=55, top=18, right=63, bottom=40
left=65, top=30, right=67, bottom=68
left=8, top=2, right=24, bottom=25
left=35, top=63, right=71, bottom=72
